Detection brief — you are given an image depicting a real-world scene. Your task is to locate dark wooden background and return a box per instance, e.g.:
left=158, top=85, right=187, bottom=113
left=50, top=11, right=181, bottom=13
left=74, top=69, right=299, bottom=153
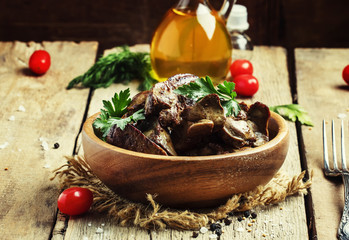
left=1, top=0, right=348, bottom=52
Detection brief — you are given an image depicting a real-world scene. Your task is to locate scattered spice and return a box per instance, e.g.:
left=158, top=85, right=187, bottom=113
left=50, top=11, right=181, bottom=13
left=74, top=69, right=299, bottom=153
left=210, top=223, right=221, bottom=231
left=224, top=218, right=232, bottom=226
left=228, top=211, right=234, bottom=217
left=8, top=115, right=15, bottom=121
left=96, top=227, right=104, bottom=234
left=200, top=227, right=208, bottom=234
left=215, top=228, right=222, bottom=236
left=251, top=212, right=257, bottom=219
left=243, top=210, right=251, bottom=218
left=53, top=142, right=60, bottom=149
left=39, top=137, right=49, bottom=151
left=337, top=113, right=347, bottom=119
left=4, top=167, right=8, bottom=171
left=237, top=216, right=243, bottom=222
left=18, top=105, right=26, bottom=112
left=0, top=142, right=9, bottom=149
left=192, top=232, right=199, bottom=238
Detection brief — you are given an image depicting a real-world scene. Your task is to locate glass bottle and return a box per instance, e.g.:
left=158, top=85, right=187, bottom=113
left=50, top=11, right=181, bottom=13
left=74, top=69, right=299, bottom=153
left=150, top=0, right=236, bottom=83
left=226, top=4, right=253, bottom=60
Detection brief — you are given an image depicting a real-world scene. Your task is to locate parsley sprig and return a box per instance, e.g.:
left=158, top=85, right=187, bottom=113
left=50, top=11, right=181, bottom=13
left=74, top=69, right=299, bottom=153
left=174, top=76, right=241, bottom=116
left=67, top=46, right=157, bottom=91
left=93, top=89, right=145, bottom=137
left=269, top=104, right=314, bottom=126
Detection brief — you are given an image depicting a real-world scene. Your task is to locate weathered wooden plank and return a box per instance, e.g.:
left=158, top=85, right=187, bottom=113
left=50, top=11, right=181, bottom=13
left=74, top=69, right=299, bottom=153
left=57, top=44, right=151, bottom=240
left=62, top=45, right=308, bottom=239
left=296, top=48, right=349, bottom=240
left=0, top=41, right=98, bottom=240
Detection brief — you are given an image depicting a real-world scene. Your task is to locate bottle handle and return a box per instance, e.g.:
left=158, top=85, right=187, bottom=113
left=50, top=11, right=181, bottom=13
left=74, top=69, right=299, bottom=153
left=218, top=0, right=236, bottom=22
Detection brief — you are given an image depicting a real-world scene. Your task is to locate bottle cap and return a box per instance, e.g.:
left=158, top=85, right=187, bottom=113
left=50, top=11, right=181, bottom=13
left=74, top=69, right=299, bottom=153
left=226, top=4, right=249, bottom=31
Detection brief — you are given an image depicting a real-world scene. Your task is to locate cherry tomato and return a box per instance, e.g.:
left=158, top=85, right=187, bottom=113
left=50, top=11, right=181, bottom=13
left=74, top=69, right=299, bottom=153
left=233, top=74, right=259, bottom=97
left=29, top=50, right=51, bottom=75
left=343, top=65, right=349, bottom=85
left=57, top=187, right=93, bottom=216
left=230, top=59, right=253, bottom=78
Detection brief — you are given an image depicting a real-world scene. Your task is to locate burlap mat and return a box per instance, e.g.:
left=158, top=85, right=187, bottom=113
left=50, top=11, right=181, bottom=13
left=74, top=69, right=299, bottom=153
left=52, top=155, right=312, bottom=231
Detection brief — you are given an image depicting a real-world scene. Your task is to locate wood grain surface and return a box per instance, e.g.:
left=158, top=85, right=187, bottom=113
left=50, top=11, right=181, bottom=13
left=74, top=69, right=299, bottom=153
left=0, top=41, right=98, bottom=239
left=51, top=45, right=309, bottom=239
left=296, top=48, right=349, bottom=240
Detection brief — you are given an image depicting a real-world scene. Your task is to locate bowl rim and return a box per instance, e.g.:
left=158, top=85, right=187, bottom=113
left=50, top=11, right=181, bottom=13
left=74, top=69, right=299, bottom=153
left=83, top=111, right=289, bottom=161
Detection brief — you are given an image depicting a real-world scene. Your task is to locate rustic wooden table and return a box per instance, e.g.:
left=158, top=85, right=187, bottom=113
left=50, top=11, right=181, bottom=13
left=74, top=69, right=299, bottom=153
left=0, top=41, right=348, bottom=240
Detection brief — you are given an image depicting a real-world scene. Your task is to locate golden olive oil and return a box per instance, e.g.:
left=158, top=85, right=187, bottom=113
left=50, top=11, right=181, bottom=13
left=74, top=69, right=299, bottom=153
left=150, top=6, right=232, bottom=83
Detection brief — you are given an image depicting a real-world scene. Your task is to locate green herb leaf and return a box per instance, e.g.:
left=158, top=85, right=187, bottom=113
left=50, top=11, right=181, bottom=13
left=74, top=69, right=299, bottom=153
left=269, top=104, right=314, bottom=126
left=217, top=81, right=237, bottom=100
left=103, top=89, right=131, bottom=117
left=221, top=99, right=241, bottom=117
left=92, top=89, right=146, bottom=137
left=67, top=46, right=158, bottom=91
left=174, top=76, right=240, bottom=116
left=106, top=109, right=146, bottom=135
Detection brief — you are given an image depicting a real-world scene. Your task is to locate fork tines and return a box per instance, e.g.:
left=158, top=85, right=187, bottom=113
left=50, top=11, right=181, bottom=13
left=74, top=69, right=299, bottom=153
left=323, top=119, right=348, bottom=176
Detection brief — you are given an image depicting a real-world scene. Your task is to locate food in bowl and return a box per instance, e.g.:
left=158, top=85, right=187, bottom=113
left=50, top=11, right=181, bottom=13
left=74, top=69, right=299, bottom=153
left=82, top=110, right=289, bottom=208
left=93, top=74, right=271, bottom=156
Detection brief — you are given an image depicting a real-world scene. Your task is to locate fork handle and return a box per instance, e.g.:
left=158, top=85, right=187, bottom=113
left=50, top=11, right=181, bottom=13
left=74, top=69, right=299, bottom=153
left=339, top=174, right=349, bottom=240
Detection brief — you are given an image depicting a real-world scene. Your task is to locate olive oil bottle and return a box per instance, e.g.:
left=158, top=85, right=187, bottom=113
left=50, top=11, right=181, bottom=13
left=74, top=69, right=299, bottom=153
left=150, top=0, right=234, bottom=83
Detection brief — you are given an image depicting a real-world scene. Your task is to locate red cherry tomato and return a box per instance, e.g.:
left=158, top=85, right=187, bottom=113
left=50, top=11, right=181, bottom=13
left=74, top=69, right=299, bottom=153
left=233, top=74, right=259, bottom=97
left=230, top=59, right=253, bottom=78
left=29, top=50, right=51, bottom=75
left=57, top=187, right=93, bottom=216
left=343, top=65, right=349, bottom=85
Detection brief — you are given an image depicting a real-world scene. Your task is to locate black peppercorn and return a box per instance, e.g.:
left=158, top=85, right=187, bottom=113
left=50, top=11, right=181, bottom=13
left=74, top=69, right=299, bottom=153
left=237, top=216, right=243, bottom=222
left=224, top=218, right=232, bottom=226
left=251, top=212, right=257, bottom=219
left=210, top=223, right=217, bottom=231
left=210, top=223, right=222, bottom=231
left=53, top=142, right=60, bottom=149
left=192, top=232, right=199, bottom=238
left=243, top=210, right=251, bottom=218
left=215, top=228, right=222, bottom=236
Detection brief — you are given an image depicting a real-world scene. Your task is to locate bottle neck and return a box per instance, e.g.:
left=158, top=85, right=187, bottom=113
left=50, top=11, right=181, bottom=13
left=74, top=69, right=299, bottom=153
left=175, top=0, right=209, bottom=11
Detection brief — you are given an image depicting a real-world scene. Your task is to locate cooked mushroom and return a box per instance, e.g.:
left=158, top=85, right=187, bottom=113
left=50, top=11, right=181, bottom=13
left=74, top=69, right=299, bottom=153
left=219, top=102, right=270, bottom=149
left=183, top=94, right=226, bottom=132
left=143, top=120, right=177, bottom=156
left=247, top=101, right=270, bottom=135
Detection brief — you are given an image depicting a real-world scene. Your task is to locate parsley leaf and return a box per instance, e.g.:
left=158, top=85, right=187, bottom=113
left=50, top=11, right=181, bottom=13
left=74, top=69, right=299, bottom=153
left=217, top=80, right=237, bottom=100
left=93, top=89, right=145, bottom=137
left=174, top=76, right=241, bottom=116
left=269, top=104, right=314, bottom=126
left=103, top=89, right=131, bottom=117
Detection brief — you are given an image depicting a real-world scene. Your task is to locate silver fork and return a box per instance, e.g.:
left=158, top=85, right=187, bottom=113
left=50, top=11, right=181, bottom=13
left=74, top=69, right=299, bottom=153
left=323, top=119, right=349, bottom=240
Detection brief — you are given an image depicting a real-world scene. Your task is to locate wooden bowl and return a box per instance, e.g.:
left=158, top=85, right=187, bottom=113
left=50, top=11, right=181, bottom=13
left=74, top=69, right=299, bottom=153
left=82, top=111, right=289, bottom=209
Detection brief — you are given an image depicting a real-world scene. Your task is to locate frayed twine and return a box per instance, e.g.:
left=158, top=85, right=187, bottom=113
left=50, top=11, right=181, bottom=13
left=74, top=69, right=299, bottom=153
left=51, top=155, right=312, bottom=231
